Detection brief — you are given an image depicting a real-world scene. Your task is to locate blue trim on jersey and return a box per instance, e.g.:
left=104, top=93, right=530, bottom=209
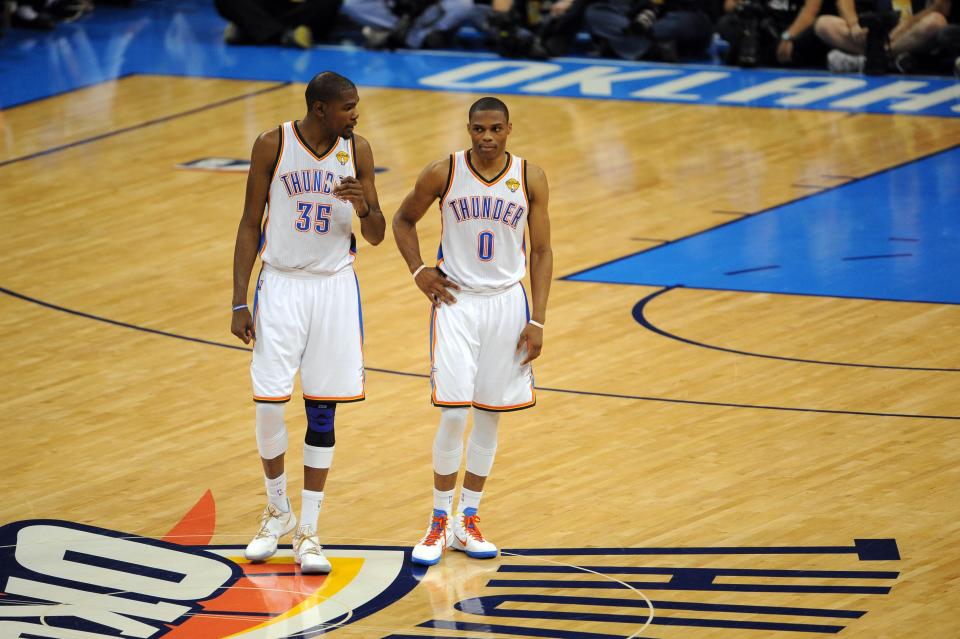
left=520, top=284, right=531, bottom=322
left=353, top=271, right=364, bottom=344
left=428, top=305, right=437, bottom=394
left=350, top=232, right=358, bottom=256
left=252, top=267, right=263, bottom=319
left=436, top=243, right=444, bottom=262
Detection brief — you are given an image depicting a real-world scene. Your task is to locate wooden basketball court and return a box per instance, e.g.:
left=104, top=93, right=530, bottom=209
left=2, top=74, right=959, bottom=638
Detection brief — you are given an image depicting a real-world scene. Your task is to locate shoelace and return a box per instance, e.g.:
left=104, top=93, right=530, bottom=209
left=421, top=513, right=448, bottom=547
left=252, top=505, right=283, bottom=540
left=461, top=513, right=485, bottom=542
left=294, top=530, right=324, bottom=556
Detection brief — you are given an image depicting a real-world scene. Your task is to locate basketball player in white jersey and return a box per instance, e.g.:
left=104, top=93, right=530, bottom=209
left=392, top=97, right=553, bottom=565
left=230, top=72, right=385, bottom=573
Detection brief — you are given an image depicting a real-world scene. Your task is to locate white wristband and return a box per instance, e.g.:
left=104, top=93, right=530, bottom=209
left=412, top=264, right=428, bottom=279
left=529, top=320, right=545, bottom=329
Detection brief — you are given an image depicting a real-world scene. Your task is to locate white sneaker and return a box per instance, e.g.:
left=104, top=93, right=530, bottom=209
left=244, top=502, right=296, bottom=562
left=828, top=49, right=866, bottom=73
left=451, top=508, right=498, bottom=559
left=292, top=525, right=332, bottom=574
left=411, top=509, right=451, bottom=566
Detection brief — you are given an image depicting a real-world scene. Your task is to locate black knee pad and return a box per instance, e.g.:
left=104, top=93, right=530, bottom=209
left=305, top=399, right=336, bottom=447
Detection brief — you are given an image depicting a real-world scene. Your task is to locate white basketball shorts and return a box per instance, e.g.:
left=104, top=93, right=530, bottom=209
left=251, top=265, right=364, bottom=403
left=429, top=282, right=536, bottom=411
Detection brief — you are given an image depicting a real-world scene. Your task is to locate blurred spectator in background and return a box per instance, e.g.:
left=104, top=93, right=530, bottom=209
left=584, top=0, right=719, bottom=61
left=216, top=0, right=342, bottom=48
left=822, top=0, right=958, bottom=72
left=342, top=0, right=483, bottom=49
left=7, top=0, right=92, bottom=30
left=815, top=0, right=901, bottom=72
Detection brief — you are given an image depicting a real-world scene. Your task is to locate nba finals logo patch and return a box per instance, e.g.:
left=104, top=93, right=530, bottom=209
left=336, top=151, right=350, bottom=166
left=506, top=178, right=520, bottom=193
left=0, top=491, right=901, bottom=638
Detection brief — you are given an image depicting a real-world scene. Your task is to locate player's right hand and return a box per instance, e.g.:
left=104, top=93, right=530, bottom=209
left=231, top=308, right=256, bottom=344
left=414, top=267, right=460, bottom=306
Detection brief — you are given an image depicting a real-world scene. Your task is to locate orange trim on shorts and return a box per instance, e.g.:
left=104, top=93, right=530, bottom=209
left=433, top=399, right=472, bottom=408
left=303, top=392, right=365, bottom=402
left=472, top=385, right=537, bottom=412
left=254, top=394, right=291, bottom=403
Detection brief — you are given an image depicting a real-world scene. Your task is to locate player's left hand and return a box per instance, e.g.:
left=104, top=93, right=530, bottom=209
left=517, top=323, right=543, bottom=365
left=333, top=176, right=369, bottom=216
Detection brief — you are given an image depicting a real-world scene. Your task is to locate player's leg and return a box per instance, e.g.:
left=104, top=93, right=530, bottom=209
left=412, top=296, right=478, bottom=566
left=293, top=400, right=335, bottom=574
left=412, top=407, right=468, bottom=565
left=455, top=284, right=535, bottom=559
left=451, top=407, right=500, bottom=558
left=296, top=270, right=364, bottom=571
left=246, top=271, right=307, bottom=561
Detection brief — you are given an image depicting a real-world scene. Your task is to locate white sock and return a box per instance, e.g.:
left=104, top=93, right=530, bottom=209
left=265, top=473, right=288, bottom=512
left=433, top=488, right=454, bottom=515
left=457, top=487, right=483, bottom=514
left=300, top=489, right=324, bottom=532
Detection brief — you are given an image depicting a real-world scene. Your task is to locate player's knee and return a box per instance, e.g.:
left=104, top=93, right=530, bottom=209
left=433, top=407, right=468, bottom=475
left=434, top=407, right=467, bottom=448
left=255, top=402, right=288, bottom=460
left=466, top=409, right=499, bottom=476
left=305, top=399, right=336, bottom=436
left=471, top=408, right=500, bottom=448
left=304, top=400, right=336, bottom=467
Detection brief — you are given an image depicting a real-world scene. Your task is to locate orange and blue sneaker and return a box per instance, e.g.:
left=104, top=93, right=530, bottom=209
left=451, top=508, right=498, bottom=559
left=411, top=509, right=451, bottom=566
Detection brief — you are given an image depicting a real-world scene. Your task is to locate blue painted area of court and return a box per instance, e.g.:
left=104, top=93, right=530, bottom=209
left=1, top=0, right=958, bottom=116
left=567, top=146, right=960, bottom=305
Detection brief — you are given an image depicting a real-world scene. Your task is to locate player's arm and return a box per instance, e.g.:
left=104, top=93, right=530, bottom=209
left=334, top=134, right=385, bottom=245
left=517, top=162, right=553, bottom=366
left=230, top=128, right=276, bottom=344
left=392, top=158, right=461, bottom=306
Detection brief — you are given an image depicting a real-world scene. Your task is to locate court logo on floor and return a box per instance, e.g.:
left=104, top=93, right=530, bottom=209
left=0, top=493, right=901, bottom=638
left=0, top=492, right=419, bottom=639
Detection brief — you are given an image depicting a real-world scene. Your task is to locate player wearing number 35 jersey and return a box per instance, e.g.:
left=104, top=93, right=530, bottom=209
left=230, top=72, right=385, bottom=575
left=392, top=97, right=553, bottom=566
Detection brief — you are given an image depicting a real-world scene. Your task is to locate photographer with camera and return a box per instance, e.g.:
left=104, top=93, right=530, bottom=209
left=583, top=0, right=718, bottom=61
left=342, top=0, right=481, bottom=48
left=716, top=0, right=828, bottom=67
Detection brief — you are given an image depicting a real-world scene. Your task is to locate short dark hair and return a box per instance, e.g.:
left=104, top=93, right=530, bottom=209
left=305, top=72, right=356, bottom=108
left=469, top=97, right=509, bottom=122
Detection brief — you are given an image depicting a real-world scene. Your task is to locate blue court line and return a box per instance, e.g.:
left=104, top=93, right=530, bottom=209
left=3, top=285, right=956, bottom=420
left=632, top=287, right=960, bottom=372
left=0, top=78, right=289, bottom=168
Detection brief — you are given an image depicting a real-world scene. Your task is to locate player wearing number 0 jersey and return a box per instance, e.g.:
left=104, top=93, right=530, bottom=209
left=393, top=97, right=553, bottom=566
left=231, top=72, right=385, bottom=575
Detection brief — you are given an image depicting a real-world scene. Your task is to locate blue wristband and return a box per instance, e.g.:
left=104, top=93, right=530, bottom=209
left=232, top=304, right=248, bottom=312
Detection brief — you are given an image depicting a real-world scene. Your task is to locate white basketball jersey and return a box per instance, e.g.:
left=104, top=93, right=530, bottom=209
left=438, top=150, right=529, bottom=292
left=260, top=121, right=358, bottom=276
